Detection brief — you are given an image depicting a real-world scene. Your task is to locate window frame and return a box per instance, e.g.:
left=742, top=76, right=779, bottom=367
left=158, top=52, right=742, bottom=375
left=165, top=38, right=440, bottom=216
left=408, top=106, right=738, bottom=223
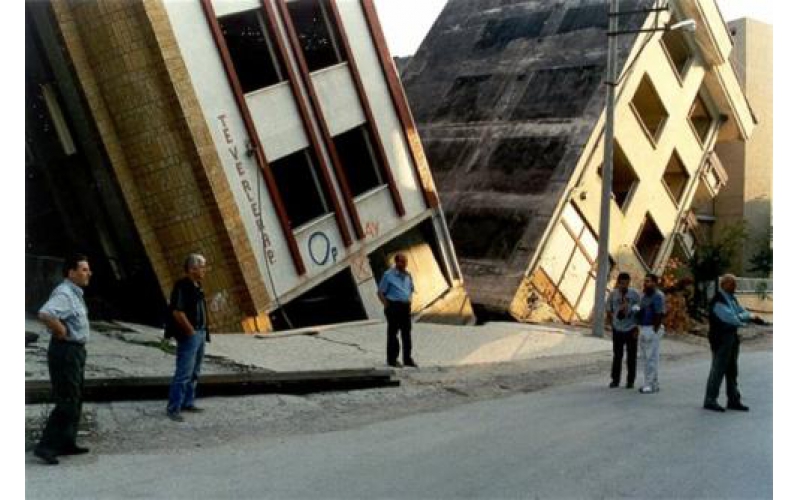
left=270, top=148, right=333, bottom=230
left=660, top=29, right=695, bottom=85
left=661, top=149, right=691, bottom=207
left=285, top=0, right=345, bottom=73
left=687, top=90, right=717, bottom=149
left=218, top=8, right=288, bottom=95
left=628, top=73, right=670, bottom=147
left=333, top=125, right=387, bottom=200
left=633, top=212, right=665, bottom=271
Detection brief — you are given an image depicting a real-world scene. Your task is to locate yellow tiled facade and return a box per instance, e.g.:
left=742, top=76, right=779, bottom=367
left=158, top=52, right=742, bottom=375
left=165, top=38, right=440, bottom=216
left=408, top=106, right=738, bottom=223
left=51, top=0, right=271, bottom=332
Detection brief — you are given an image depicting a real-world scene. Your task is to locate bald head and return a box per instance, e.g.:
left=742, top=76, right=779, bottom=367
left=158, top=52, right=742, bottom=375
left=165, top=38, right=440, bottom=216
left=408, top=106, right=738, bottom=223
left=720, top=273, right=737, bottom=294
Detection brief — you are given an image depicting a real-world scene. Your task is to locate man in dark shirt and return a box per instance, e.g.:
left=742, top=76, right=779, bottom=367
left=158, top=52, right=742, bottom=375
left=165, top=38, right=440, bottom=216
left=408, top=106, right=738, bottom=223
left=703, top=274, right=760, bottom=412
left=165, top=253, right=210, bottom=422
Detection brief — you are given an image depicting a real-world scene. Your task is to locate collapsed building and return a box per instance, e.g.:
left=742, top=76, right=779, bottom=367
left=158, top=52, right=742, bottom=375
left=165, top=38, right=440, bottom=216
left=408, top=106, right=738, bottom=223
left=25, top=0, right=473, bottom=332
left=402, top=0, right=755, bottom=322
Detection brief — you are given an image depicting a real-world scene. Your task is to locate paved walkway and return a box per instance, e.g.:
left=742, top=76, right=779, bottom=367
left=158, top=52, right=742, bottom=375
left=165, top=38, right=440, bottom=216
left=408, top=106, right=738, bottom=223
left=26, top=316, right=712, bottom=381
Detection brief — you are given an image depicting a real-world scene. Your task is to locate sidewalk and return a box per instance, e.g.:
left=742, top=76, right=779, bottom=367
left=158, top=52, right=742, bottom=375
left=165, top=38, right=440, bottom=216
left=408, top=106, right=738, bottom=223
left=26, top=316, right=711, bottom=384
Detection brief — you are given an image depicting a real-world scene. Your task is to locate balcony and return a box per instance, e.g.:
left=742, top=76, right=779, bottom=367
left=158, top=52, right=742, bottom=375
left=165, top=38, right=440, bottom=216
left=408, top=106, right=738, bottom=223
left=699, top=151, right=728, bottom=199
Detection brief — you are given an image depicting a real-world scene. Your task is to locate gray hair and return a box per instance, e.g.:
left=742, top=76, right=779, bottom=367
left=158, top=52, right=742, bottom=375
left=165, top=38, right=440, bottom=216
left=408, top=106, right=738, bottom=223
left=184, top=253, right=207, bottom=272
left=720, top=273, right=737, bottom=285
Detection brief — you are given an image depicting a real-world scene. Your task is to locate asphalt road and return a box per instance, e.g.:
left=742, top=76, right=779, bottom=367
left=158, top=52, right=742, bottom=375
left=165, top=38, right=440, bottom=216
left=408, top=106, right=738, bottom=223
left=26, top=351, right=772, bottom=499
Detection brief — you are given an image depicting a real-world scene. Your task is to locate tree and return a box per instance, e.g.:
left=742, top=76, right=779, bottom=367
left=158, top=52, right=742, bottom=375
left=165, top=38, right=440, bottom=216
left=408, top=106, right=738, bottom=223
left=688, top=222, right=748, bottom=318
left=748, top=226, right=773, bottom=278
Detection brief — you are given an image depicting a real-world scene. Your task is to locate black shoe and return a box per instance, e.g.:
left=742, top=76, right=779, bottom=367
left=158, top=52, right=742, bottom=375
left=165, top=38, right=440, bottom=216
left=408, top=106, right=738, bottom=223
left=403, top=359, right=418, bottom=368
left=167, top=411, right=184, bottom=422
left=626, top=382, right=635, bottom=389
left=704, top=402, right=726, bottom=412
left=182, top=406, right=204, bottom=413
left=609, top=381, right=619, bottom=388
left=387, top=360, right=401, bottom=368
left=727, top=402, right=750, bottom=412
left=60, top=445, right=90, bottom=456
left=33, top=447, right=59, bottom=465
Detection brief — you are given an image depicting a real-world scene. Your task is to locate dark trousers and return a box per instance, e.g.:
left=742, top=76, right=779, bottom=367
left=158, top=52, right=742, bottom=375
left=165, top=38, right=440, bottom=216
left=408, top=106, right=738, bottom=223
left=611, top=328, right=638, bottom=385
left=385, top=301, right=412, bottom=363
left=37, top=339, right=86, bottom=453
left=704, top=331, right=741, bottom=405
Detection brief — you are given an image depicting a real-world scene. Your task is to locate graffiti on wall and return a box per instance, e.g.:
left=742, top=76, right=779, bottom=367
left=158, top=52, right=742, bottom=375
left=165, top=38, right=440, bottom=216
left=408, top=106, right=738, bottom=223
left=307, top=231, right=339, bottom=266
left=217, top=114, right=276, bottom=265
left=365, top=221, right=380, bottom=239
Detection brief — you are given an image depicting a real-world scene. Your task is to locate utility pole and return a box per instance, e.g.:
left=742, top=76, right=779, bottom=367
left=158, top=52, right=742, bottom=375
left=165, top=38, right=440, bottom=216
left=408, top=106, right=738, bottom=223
left=591, top=0, right=619, bottom=338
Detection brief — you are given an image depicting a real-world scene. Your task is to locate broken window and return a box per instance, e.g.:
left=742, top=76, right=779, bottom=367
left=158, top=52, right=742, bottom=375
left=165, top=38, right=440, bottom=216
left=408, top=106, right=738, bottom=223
left=434, top=74, right=494, bottom=122
left=634, top=213, right=665, bottom=270
left=511, top=65, right=602, bottom=120
left=286, top=0, right=344, bottom=72
left=661, top=29, right=693, bottom=80
left=449, top=211, right=529, bottom=260
left=689, top=93, right=714, bottom=145
left=333, top=125, right=385, bottom=198
left=270, top=149, right=332, bottom=228
left=630, top=74, right=668, bottom=142
left=219, top=9, right=286, bottom=93
left=485, top=136, right=567, bottom=194
left=557, top=1, right=645, bottom=34
left=598, top=141, right=638, bottom=211
left=557, top=4, right=607, bottom=33
left=662, top=151, right=690, bottom=204
left=474, top=12, right=548, bottom=51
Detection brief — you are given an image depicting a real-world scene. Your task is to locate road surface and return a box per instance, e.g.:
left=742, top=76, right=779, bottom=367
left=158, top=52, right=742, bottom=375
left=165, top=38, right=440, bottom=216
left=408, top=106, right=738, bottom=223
left=26, top=351, right=772, bottom=499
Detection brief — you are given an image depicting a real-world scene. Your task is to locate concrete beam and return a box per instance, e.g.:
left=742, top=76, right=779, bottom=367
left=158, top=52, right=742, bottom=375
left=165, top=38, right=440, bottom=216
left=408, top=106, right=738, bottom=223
left=25, top=369, right=399, bottom=404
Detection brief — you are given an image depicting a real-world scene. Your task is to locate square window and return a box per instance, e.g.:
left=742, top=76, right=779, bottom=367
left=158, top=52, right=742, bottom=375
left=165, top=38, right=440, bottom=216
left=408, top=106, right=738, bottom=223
left=634, top=213, right=665, bottom=270
left=435, top=74, right=493, bottom=122
left=598, top=141, right=639, bottom=211
left=689, top=93, right=714, bottom=144
left=663, top=151, right=690, bottom=204
left=474, top=12, right=548, bottom=51
left=661, top=29, right=693, bottom=80
left=332, top=126, right=385, bottom=198
left=219, top=9, right=287, bottom=94
left=630, top=75, right=668, bottom=143
left=270, top=149, right=332, bottom=228
left=286, top=0, right=344, bottom=72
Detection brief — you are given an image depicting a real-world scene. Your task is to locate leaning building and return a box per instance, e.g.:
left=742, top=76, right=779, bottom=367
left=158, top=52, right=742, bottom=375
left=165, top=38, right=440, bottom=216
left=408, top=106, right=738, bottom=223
left=26, top=0, right=472, bottom=332
left=402, top=0, right=755, bottom=322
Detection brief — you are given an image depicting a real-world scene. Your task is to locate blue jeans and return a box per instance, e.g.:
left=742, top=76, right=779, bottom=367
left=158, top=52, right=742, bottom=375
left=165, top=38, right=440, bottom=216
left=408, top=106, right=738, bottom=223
left=167, top=330, right=206, bottom=413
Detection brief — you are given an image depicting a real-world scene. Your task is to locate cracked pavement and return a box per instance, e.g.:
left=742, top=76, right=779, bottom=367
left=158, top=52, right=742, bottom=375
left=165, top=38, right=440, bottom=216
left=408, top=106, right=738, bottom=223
left=25, top=316, right=771, bottom=459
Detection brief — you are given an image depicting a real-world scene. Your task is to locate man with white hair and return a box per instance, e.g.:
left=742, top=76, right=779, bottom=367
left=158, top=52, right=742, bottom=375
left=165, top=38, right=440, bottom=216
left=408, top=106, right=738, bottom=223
left=703, top=274, right=757, bottom=412
left=165, top=253, right=210, bottom=421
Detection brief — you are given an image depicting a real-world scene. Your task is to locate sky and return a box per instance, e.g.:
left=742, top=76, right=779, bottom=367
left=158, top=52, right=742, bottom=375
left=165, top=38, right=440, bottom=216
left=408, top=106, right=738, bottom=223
left=374, top=0, right=774, bottom=57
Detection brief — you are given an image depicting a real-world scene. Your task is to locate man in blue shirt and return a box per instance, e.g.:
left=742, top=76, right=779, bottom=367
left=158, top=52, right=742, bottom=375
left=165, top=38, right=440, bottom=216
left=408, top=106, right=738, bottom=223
left=637, top=273, right=666, bottom=394
left=703, top=274, right=759, bottom=412
left=378, top=254, right=416, bottom=368
left=606, top=272, right=640, bottom=388
left=33, top=254, right=93, bottom=465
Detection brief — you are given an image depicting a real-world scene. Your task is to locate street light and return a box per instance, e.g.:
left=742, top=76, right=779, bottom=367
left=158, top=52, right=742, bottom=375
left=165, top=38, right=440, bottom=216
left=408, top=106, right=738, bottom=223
left=590, top=1, right=697, bottom=337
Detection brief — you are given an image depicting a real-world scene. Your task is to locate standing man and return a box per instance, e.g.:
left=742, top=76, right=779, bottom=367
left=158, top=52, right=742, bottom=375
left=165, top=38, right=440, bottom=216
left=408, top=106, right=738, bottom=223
left=606, top=272, right=640, bottom=388
left=703, top=274, right=757, bottom=412
left=165, top=253, right=210, bottom=422
left=33, top=254, right=93, bottom=465
left=377, top=253, right=417, bottom=368
left=637, top=273, right=666, bottom=394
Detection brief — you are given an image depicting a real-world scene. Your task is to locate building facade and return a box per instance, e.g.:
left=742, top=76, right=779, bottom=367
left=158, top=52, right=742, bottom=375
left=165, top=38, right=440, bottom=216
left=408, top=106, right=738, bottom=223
left=402, top=0, right=755, bottom=323
left=713, top=18, right=772, bottom=275
left=26, top=0, right=473, bottom=332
